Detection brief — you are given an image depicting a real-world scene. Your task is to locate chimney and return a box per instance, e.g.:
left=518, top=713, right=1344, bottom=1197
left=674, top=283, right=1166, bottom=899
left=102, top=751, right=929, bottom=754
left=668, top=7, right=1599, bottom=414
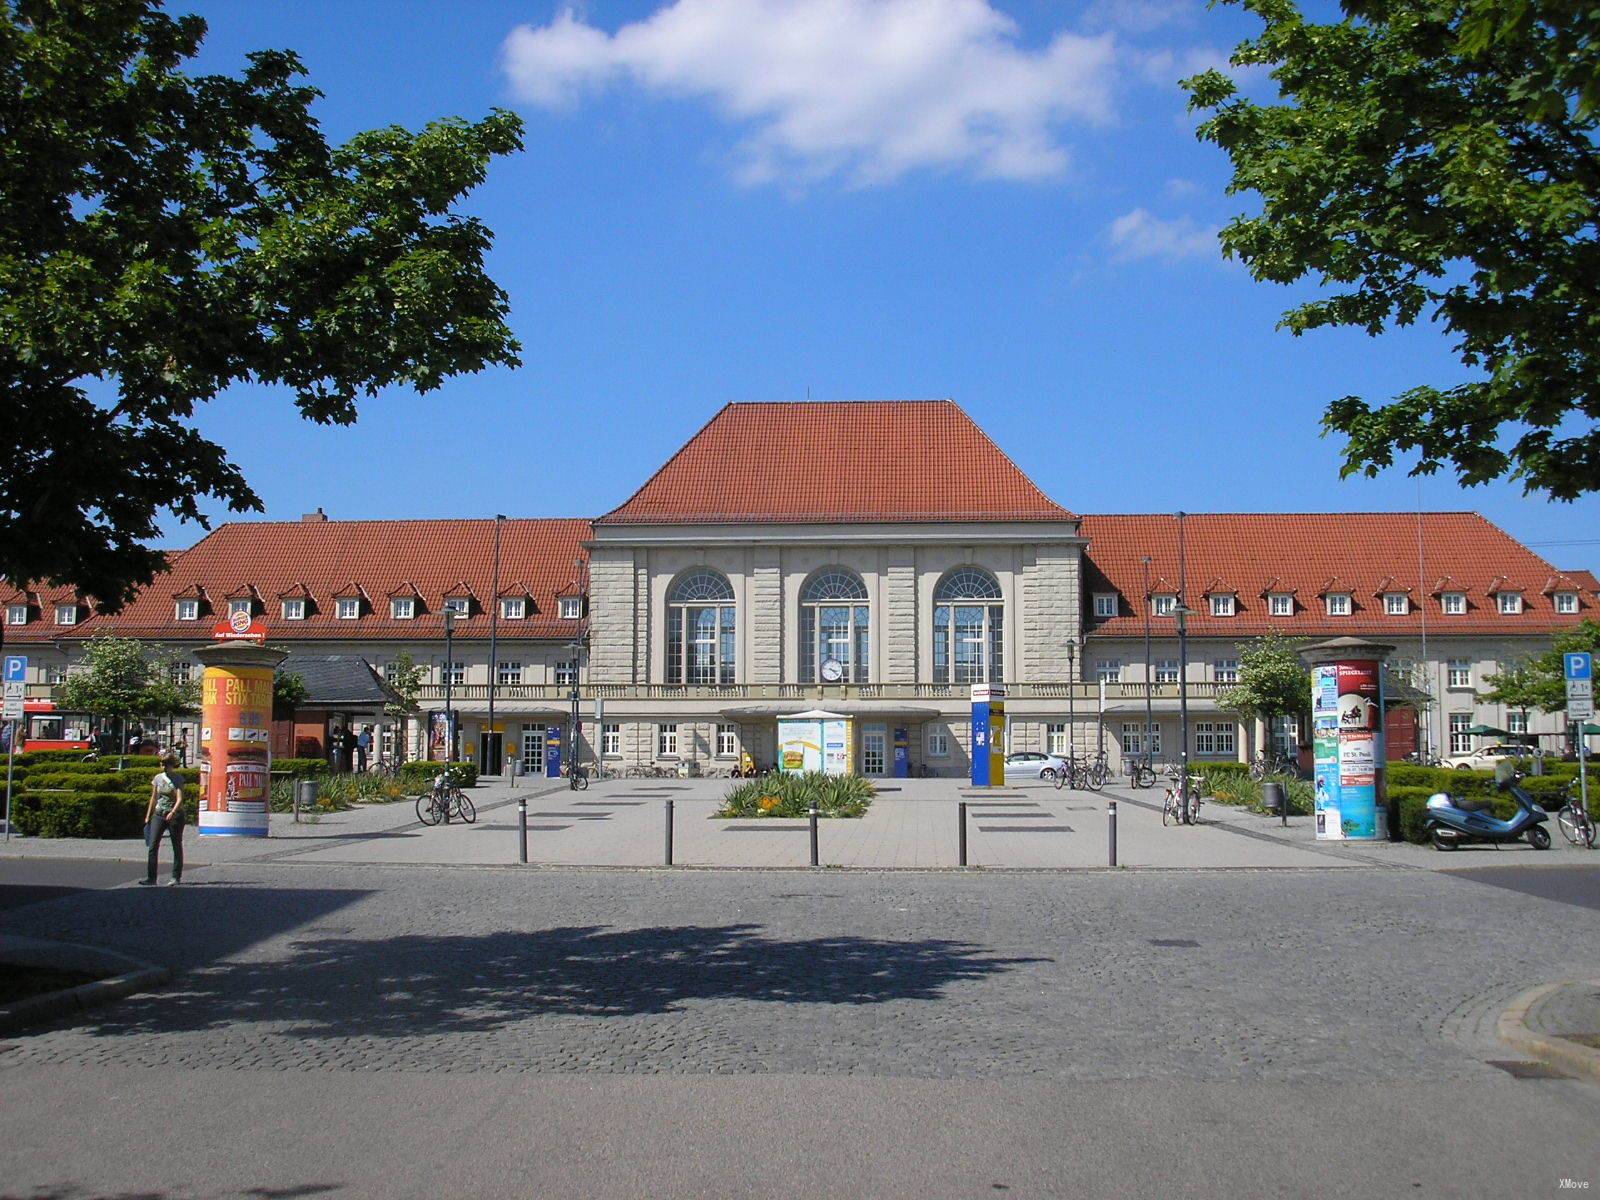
left=301, top=508, right=328, bottom=522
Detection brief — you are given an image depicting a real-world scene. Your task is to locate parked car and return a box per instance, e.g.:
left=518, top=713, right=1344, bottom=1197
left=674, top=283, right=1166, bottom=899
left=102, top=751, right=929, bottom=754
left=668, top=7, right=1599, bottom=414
left=1442, top=743, right=1531, bottom=772
left=1003, top=751, right=1070, bottom=780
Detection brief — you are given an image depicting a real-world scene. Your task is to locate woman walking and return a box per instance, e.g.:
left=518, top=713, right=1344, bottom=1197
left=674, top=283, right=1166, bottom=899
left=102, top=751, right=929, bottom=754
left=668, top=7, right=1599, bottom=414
left=142, top=754, right=186, bottom=886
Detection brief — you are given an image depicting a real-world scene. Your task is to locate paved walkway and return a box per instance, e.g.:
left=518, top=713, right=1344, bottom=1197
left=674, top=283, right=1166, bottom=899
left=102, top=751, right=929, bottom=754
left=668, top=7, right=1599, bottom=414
left=2, top=776, right=1593, bottom=871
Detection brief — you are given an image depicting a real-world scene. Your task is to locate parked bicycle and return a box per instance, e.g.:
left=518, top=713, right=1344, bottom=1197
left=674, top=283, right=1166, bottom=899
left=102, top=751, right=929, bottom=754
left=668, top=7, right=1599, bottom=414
left=415, top=773, right=476, bottom=826
left=1556, top=783, right=1596, bottom=849
left=1053, top=753, right=1108, bottom=792
left=1161, top=765, right=1207, bottom=825
left=560, top=762, right=590, bottom=790
left=1128, top=757, right=1157, bottom=789
left=1249, top=751, right=1299, bottom=781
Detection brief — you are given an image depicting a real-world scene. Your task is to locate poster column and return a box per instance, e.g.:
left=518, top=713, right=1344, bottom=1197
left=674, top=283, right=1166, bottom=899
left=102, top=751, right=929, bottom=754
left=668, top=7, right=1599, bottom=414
left=1304, top=639, right=1393, bottom=842
left=195, top=641, right=286, bottom=838
left=970, top=685, right=1007, bottom=787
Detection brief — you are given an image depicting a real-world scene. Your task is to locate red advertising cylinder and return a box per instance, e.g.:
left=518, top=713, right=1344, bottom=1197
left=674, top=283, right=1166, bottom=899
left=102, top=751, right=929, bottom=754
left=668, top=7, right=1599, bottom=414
left=195, top=641, right=287, bottom=837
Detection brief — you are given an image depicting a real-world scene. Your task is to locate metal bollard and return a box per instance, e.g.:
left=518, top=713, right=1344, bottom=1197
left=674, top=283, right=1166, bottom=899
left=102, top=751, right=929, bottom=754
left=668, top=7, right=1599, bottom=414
left=665, top=797, right=675, bottom=866
left=809, top=805, right=820, bottom=867
left=958, top=800, right=968, bottom=867
left=294, top=778, right=318, bottom=824
left=517, top=798, right=528, bottom=864
left=1108, top=799, right=1117, bottom=867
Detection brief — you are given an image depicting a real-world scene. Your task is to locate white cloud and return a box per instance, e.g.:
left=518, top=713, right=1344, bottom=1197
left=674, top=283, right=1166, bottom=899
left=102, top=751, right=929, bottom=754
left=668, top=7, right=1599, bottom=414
left=1163, top=177, right=1201, bottom=199
left=1105, top=208, right=1219, bottom=263
left=501, top=1, right=1118, bottom=186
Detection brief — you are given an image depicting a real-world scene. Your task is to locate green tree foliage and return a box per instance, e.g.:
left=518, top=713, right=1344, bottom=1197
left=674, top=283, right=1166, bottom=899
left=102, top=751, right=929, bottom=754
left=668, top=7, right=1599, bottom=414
left=56, top=635, right=189, bottom=720
left=381, top=651, right=424, bottom=719
left=272, top=671, right=308, bottom=717
left=1185, top=1, right=1600, bottom=499
left=1481, top=618, right=1600, bottom=712
left=1222, top=633, right=1312, bottom=722
left=0, top=0, right=524, bottom=616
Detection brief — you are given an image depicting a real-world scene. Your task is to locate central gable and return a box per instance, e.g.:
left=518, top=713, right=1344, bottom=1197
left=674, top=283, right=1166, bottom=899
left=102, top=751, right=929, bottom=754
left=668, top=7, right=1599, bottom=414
left=596, top=400, right=1074, bottom=526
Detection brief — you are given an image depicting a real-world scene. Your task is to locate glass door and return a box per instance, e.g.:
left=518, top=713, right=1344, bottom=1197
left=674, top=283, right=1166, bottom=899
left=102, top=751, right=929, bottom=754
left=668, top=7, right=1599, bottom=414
left=521, top=725, right=544, bottom=774
left=862, top=725, right=887, bottom=776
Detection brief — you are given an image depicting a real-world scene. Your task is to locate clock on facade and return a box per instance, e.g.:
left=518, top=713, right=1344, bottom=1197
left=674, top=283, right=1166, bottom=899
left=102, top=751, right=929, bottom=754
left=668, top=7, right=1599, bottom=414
left=820, top=658, right=845, bottom=683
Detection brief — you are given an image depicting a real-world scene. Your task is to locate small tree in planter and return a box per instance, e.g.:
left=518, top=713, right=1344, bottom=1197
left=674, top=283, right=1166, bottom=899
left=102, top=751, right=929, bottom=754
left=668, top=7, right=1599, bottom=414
left=1221, top=634, right=1311, bottom=760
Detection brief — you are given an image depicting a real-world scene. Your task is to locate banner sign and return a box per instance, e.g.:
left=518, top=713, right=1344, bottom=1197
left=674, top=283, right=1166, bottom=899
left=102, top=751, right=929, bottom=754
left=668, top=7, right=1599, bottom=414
left=212, top=611, right=268, bottom=643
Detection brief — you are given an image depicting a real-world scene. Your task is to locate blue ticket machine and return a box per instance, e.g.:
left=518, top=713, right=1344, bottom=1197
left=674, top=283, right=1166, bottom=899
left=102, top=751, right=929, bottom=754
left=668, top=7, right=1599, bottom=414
left=893, top=727, right=910, bottom=778
left=970, top=685, right=1007, bottom=787
left=545, top=724, right=562, bottom=778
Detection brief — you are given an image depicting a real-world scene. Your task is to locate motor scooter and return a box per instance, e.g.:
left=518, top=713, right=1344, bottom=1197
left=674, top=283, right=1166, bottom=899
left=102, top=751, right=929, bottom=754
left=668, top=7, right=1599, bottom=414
left=1424, top=775, right=1551, bottom=851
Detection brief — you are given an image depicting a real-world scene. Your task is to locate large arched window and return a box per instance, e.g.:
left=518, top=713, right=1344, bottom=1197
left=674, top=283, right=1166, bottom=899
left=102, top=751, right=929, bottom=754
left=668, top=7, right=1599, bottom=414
left=933, top=567, right=1004, bottom=684
left=799, top=570, right=869, bottom=683
left=667, top=570, right=735, bottom=685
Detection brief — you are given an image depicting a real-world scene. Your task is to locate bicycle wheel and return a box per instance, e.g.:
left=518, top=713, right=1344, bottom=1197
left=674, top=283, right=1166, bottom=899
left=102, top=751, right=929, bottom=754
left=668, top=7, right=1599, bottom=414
left=415, top=793, right=441, bottom=826
left=1558, top=805, right=1596, bottom=848
left=1133, top=764, right=1156, bottom=789
left=1162, top=790, right=1176, bottom=826
left=574, top=772, right=589, bottom=791
left=1053, top=768, right=1066, bottom=790
left=453, top=790, right=477, bottom=824
left=1249, top=761, right=1266, bottom=781
left=1085, top=766, right=1104, bottom=792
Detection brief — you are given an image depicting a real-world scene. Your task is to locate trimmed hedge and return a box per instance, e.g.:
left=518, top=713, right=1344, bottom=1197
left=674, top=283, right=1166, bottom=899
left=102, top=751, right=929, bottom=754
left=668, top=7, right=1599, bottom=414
left=271, top=757, right=332, bottom=778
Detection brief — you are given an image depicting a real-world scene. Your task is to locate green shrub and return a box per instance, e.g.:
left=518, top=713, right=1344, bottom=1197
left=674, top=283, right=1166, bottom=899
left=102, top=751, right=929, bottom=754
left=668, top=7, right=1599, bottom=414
left=1204, top=773, right=1314, bottom=816
left=1192, top=761, right=1250, bottom=780
left=398, top=761, right=477, bottom=789
left=715, top=771, right=874, bottom=818
left=271, top=757, right=331, bottom=778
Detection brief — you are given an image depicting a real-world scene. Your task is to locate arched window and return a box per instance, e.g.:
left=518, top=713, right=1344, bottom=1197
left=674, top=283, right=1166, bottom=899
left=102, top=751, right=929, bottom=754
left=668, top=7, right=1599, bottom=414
left=933, top=567, right=1004, bottom=684
left=667, top=570, right=735, bottom=685
left=799, top=570, right=869, bottom=683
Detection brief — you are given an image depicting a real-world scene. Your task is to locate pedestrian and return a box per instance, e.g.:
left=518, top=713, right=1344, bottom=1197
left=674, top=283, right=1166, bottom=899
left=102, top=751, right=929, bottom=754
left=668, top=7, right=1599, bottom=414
left=141, top=753, right=186, bottom=886
left=355, top=725, right=372, bottom=773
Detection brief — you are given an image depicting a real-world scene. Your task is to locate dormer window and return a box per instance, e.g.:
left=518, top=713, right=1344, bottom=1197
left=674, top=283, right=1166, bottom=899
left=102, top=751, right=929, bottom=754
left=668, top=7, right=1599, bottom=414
left=1497, top=591, right=1523, bottom=615
left=443, top=597, right=470, bottom=617
left=1209, top=594, right=1235, bottom=617
left=1325, top=593, right=1351, bottom=617
left=559, top=597, right=581, bottom=620
left=336, top=598, right=361, bottom=620
left=1442, top=592, right=1466, bottom=615
left=55, top=603, right=79, bottom=626
left=175, top=599, right=199, bottom=622
left=391, top=597, right=416, bottom=620
left=5, top=603, right=27, bottom=625
left=1556, top=591, right=1579, bottom=614
left=228, top=598, right=253, bottom=618
left=1152, top=594, right=1176, bottom=617
left=1384, top=593, right=1409, bottom=615
left=501, top=597, right=526, bottom=620
left=281, top=599, right=306, bottom=621
left=1092, top=593, right=1117, bottom=619
left=1268, top=593, right=1293, bottom=617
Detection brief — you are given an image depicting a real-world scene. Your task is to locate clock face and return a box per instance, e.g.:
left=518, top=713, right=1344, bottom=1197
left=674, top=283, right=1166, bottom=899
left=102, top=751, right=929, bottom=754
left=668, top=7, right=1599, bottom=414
left=820, top=658, right=844, bottom=682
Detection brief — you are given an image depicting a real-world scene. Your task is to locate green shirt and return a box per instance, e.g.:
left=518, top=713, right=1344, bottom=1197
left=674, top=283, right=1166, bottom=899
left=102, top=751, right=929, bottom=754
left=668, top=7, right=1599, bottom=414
left=152, top=772, right=179, bottom=816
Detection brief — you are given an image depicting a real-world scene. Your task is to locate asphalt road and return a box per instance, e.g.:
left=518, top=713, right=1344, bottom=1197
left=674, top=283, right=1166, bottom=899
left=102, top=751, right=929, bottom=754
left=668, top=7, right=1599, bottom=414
left=2, top=861, right=1600, bottom=1199
left=0, top=857, right=157, bottom=913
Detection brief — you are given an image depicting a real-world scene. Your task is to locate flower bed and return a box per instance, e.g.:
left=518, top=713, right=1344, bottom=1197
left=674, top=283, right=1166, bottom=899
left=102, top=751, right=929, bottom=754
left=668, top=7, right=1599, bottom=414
left=715, top=772, right=874, bottom=819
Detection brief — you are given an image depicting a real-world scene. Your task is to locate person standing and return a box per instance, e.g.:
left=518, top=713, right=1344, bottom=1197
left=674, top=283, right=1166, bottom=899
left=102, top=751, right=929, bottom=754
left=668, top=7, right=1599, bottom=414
left=142, top=754, right=186, bottom=886
left=355, top=726, right=372, bottom=773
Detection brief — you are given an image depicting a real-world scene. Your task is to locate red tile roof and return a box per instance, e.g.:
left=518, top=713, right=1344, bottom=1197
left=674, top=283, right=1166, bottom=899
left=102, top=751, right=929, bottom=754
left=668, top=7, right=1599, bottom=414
left=1081, top=512, right=1594, bottom=638
left=596, top=400, right=1075, bottom=525
left=3, top=518, right=592, bottom=644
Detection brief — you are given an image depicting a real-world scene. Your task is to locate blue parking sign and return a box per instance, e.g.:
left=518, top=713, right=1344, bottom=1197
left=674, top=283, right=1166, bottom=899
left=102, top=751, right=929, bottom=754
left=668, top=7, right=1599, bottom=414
left=2, top=656, right=25, bottom=683
left=1566, top=652, right=1593, bottom=682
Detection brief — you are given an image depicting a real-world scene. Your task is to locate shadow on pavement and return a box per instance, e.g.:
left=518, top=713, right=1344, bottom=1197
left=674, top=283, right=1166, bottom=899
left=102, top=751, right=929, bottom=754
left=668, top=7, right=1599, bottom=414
left=1, top=1185, right=345, bottom=1200
left=71, top=924, right=1046, bottom=1036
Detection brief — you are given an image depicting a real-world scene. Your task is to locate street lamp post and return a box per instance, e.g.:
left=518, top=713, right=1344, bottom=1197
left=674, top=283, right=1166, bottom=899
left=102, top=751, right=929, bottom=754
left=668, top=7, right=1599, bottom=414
left=567, top=639, right=583, bottom=788
left=1175, top=511, right=1192, bottom=818
left=1142, top=554, right=1154, bottom=771
left=1067, top=641, right=1076, bottom=773
left=443, top=610, right=456, bottom=762
left=488, top=514, right=505, bottom=775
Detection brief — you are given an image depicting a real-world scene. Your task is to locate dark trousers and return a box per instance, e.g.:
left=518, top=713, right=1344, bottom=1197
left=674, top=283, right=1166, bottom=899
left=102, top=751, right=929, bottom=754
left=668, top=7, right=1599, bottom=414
left=146, top=813, right=185, bottom=882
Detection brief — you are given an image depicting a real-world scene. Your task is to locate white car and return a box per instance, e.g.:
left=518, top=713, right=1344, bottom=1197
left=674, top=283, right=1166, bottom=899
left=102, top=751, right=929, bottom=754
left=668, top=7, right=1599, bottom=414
left=1003, top=751, right=1071, bottom=780
left=1442, top=743, right=1529, bottom=772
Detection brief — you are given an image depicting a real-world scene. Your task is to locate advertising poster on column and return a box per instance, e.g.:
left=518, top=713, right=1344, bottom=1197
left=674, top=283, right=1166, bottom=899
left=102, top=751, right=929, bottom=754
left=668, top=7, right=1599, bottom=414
left=1335, top=659, right=1384, bottom=840
left=198, top=664, right=274, bottom=836
left=1312, top=665, right=1341, bottom=839
left=822, top=718, right=849, bottom=775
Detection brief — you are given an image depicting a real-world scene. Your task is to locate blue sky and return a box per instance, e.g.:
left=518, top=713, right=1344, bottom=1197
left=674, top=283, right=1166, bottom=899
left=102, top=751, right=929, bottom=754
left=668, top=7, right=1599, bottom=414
left=166, top=0, right=1598, bottom=571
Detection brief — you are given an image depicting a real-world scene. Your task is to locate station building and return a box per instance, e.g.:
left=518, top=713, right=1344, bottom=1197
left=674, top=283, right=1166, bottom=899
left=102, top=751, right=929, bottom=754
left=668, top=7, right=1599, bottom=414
left=4, top=400, right=1596, bottom=776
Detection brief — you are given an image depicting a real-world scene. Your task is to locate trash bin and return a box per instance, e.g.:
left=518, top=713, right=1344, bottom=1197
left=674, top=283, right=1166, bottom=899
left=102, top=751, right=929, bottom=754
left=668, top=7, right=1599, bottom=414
left=1261, top=781, right=1285, bottom=814
left=294, top=778, right=318, bottom=822
left=508, top=758, right=522, bottom=787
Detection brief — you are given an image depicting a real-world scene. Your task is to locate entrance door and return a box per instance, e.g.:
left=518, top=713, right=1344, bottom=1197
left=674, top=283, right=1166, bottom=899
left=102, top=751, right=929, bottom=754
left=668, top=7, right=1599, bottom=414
left=479, top=731, right=504, bottom=776
left=862, top=725, right=887, bottom=776
left=520, top=725, right=544, bottom=775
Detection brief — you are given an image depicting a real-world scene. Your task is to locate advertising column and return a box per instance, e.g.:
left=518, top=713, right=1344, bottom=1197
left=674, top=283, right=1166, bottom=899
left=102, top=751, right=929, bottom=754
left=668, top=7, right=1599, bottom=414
left=195, top=641, right=286, bottom=837
left=1306, top=640, right=1393, bottom=841
left=970, top=685, right=1007, bottom=787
